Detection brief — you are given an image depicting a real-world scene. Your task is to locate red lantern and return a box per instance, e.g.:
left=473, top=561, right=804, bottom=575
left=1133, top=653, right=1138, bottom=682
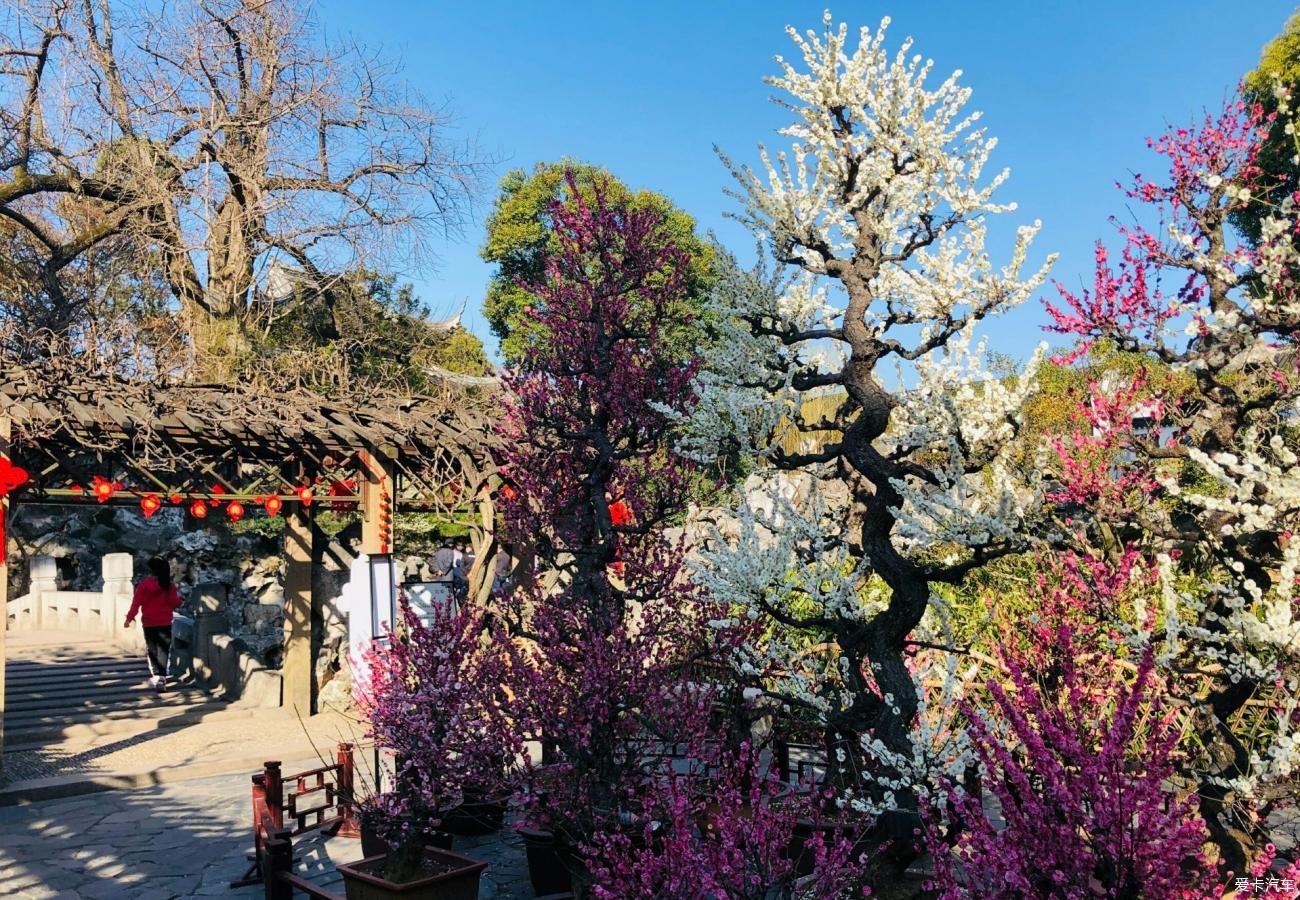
left=501, top=485, right=518, bottom=501
left=212, top=484, right=225, bottom=495
left=226, top=501, right=245, bottom=522
left=264, top=495, right=283, bottom=516
left=0, top=459, right=28, bottom=496
left=92, top=475, right=120, bottom=504
left=140, top=494, right=161, bottom=518
left=296, top=485, right=314, bottom=506
left=170, top=493, right=182, bottom=504
left=189, top=500, right=208, bottom=519
left=609, top=499, right=632, bottom=526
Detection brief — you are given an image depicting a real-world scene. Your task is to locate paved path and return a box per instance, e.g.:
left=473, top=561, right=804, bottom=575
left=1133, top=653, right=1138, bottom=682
left=0, top=768, right=534, bottom=899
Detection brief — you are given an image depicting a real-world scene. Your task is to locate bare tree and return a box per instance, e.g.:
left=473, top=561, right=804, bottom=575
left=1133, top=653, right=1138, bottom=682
left=0, top=0, right=486, bottom=376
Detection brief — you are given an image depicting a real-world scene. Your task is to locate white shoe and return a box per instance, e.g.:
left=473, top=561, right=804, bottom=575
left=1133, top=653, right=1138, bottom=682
left=150, top=675, right=164, bottom=690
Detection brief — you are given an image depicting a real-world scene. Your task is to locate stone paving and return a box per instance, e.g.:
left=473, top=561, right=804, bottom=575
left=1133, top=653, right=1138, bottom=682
left=2, top=708, right=368, bottom=788
left=0, top=768, right=534, bottom=899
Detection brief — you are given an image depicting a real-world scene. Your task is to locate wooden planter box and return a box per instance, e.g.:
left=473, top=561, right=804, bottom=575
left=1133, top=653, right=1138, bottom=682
left=337, top=848, right=488, bottom=900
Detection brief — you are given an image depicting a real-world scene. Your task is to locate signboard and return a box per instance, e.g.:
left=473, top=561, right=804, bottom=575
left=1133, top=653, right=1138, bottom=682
left=368, top=553, right=398, bottom=641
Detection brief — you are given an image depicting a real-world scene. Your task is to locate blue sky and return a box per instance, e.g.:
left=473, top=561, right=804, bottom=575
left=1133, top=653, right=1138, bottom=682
left=321, top=1, right=1294, bottom=364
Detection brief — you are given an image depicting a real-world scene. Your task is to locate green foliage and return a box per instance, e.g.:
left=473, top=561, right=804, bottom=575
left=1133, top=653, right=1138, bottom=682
left=255, top=269, right=489, bottom=395
left=228, top=514, right=286, bottom=539
left=428, top=327, right=489, bottom=376
left=1235, top=12, right=1300, bottom=245
left=394, top=512, right=471, bottom=558
left=480, top=160, right=714, bottom=362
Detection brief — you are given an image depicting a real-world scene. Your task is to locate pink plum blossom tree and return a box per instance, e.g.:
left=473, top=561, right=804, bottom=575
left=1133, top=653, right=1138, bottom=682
left=1045, top=93, right=1300, bottom=870
left=353, top=598, right=520, bottom=881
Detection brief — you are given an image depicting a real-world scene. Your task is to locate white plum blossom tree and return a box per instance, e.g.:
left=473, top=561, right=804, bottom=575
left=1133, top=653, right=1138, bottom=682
left=691, top=13, right=1054, bottom=787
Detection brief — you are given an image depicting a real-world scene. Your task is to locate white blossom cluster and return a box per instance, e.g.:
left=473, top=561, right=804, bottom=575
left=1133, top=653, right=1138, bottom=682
left=721, top=13, right=1020, bottom=271
left=693, top=474, right=875, bottom=716
left=1146, top=429, right=1300, bottom=797
left=669, top=259, right=834, bottom=464
left=1147, top=146, right=1300, bottom=798
left=887, top=332, right=1047, bottom=551
left=692, top=11, right=1054, bottom=539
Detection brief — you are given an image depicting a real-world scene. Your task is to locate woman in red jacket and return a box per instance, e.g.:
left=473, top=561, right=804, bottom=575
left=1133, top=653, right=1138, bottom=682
left=124, top=556, right=183, bottom=690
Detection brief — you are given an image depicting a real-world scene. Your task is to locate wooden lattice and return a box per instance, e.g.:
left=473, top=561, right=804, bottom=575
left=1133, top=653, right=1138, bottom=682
left=0, top=360, right=499, bottom=517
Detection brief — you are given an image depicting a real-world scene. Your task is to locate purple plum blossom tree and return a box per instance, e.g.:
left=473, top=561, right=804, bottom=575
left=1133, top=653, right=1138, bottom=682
left=492, top=171, right=721, bottom=882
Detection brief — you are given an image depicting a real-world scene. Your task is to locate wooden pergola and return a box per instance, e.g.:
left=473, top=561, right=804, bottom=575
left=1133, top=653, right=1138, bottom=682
left=0, top=361, right=500, bottom=765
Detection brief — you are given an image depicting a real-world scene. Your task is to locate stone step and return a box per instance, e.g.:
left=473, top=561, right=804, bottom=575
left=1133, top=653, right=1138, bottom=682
left=6, top=657, right=143, bottom=676
left=7, top=641, right=132, bottom=657
left=5, top=697, right=218, bottom=723
left=3, top=635, right=225, bottom=747
left=5, top=666, right=147, bottom=688
left=6, top=686, right=212, bottom=714
left=3, top=673, right=155, bottom=695
left=4, top=699, right=240, bottom=745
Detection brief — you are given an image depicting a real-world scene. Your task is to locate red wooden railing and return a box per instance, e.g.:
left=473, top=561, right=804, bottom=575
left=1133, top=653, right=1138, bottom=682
left=232, top=742, right=361, bottom=896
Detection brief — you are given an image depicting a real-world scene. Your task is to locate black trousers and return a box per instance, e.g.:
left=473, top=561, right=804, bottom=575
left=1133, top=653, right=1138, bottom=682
left=143, top=625, right=172, bottom=678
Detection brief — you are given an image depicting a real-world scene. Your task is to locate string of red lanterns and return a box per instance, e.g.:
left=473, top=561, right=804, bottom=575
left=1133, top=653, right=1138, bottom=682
left=54, top=476, right=346, bottom=522
left=12, top=467, right=374, bottom=533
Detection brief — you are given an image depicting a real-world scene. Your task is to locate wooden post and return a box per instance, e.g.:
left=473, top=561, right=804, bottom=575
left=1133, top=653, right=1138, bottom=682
left=283, top=496, right=314, bottom=717
left=251, top=774, right=268, bottom=846
left=263, top=760, right=285, bottom=830
left=0, top=415, right=10, bottom=777
left=335, top=742, right=361, bottom=838
left=263, top=829, right=293, bottom=900
left=467, top=475, right=496, bottom=605
left=358, top=447, right=394, bottom=557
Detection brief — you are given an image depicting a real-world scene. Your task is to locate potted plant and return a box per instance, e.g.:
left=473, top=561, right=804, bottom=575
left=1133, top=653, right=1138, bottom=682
left=357, top=789, right=454, bottom=858
left=336, top=846, right=487, bottom=900
left=349, top=597, right=520, bottom=898
left=341, top=781, right=482, bottom=898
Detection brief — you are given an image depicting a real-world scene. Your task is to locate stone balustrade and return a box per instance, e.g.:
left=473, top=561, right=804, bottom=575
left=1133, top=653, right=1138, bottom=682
left=6, top=553, right=143, bottom=649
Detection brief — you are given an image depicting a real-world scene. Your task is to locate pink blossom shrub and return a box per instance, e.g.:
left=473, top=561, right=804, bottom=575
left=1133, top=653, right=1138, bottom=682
left=924, top=633, right=1212, bottom=899
left=586, top=743, right=864, bottom=899
left=924, top=550, right=1215, bottom=899
left=353, top=598, right=520, bottom=879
